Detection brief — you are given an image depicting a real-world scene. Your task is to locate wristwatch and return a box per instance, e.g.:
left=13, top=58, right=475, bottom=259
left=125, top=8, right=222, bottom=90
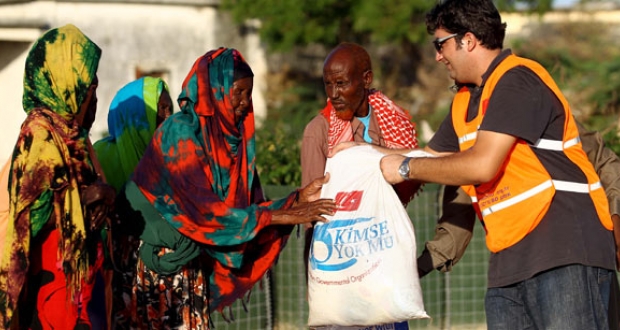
left=398, top=157, right=412, bottom=180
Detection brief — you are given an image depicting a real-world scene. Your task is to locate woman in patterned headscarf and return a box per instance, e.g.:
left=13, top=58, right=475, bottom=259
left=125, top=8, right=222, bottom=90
left=92, top=76, right=173, bottom=328
left=0, top=24, right=116, bottom=329
left=113, top=47, right=336, bottom=329
left=93, top=77, right=173, bottom=192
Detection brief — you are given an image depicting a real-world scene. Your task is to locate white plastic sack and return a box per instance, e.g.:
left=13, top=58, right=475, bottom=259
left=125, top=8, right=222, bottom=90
left=307, top=145, right=430, bottom=327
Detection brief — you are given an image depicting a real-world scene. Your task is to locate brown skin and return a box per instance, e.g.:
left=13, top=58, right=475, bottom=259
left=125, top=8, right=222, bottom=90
left=75, top=76, right=116, bottom=231
left=156, top=88, right=173, bottom=127
left=300, top=44, right=375, bottom=281
left=271, top=174, right=337, bottom=226
left=231, top=76, right=337, bottom=225
left=323, top=44, right=373, bottom=121
left=231, top=77, right=253, bottom=125
left=315, top=45, right=373, bottom=220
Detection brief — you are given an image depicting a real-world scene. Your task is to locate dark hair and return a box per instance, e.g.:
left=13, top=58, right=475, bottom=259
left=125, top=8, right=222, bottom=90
left=425, top=0, right=506, bottom=50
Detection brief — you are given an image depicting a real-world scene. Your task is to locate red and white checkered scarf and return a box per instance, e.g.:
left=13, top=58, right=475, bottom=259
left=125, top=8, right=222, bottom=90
left=321, top=89, right=418, bottom=152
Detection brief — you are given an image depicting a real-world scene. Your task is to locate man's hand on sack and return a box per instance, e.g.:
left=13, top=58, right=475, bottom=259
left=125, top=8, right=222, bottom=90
left=381, top=154, right=409, bottom=184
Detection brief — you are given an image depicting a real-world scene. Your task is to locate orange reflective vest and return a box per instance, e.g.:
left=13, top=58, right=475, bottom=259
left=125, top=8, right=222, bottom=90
left=452, top=54, right=612, bottom=253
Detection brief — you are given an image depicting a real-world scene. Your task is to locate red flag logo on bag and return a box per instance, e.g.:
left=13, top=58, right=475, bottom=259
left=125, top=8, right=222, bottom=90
left=335, top=190, right=363, bottom=211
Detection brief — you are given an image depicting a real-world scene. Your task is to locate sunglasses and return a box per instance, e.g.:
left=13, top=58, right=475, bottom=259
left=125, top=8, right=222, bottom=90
left=433, top=33, right=458, bottom=53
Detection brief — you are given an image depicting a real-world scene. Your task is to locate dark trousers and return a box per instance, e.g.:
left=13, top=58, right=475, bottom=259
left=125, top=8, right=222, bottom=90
left=610, top=273, right=620, bottom=330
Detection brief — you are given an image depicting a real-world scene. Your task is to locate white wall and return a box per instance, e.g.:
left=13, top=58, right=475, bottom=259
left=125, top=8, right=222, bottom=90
left=0, top=0, right=268, bottom=164
left=0, top=42, right=29, bottom=163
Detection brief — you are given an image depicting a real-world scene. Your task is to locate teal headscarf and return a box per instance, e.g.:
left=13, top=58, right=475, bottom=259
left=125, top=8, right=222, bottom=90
left=131, top=48, right=298, bottom=310
left=93, top=77, right=170, bottom=192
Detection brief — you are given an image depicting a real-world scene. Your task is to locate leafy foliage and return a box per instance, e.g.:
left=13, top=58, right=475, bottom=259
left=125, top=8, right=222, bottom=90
left=222, top=0, right=567, bottom=52
left=255, top=81, right=324, bottom=187
left=496, top=0, right=553, bottom=13
left=255, top=121, right=303, bottom=186
left=587, top=58, right=620, bottom=117
left=231, top=0, right=620, bottom=185
left=603, top=128, right=620, bottom=156
left=510, top=20, right=620, bottom=153
left=221, top=0, right=433, bottom=51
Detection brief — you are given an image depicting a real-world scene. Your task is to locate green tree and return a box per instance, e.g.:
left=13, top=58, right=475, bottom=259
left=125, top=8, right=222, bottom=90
left=497, top=0, right=553, bottom=13
left=255, top=82, right=324, bottom=187
left=222, top=0, right=432, bottom=52
left=255, top=121, right=303, bottom=186
left=222, top=0, right=438, bottom=101
left=222, top=0, right=559, bottom=52
left=511, top=20, right=620, bottom=152
left=222, top=0, right=599, bottom=184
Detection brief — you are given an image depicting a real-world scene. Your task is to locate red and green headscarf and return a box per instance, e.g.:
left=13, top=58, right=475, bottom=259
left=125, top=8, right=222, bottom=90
left=132, top=48, right=296, bottom=310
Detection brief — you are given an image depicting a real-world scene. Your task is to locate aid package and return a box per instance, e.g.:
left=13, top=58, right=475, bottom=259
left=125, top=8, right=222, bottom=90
left=307, top=145, right=430, bottom=327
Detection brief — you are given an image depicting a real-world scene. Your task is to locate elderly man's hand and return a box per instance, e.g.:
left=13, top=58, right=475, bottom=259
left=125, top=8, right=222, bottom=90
left=328, top=141, right=361, bottom=158
left=380, top=154, right=408, bottom=185
left=299, top=173, right=330, bottom=203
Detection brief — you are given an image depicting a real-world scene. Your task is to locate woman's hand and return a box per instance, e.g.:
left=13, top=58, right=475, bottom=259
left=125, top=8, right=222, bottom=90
left=271, top=198, right=337, bottom=226
left=271, top=174, right=337, bottom=226
left=81, top=182, right=116, bottom=231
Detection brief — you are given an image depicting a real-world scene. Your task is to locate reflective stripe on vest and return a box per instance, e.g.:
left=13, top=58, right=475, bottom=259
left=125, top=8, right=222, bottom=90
left=532, top=136, right=581, bottom=151
left=458, top=131, right=478, bottom=145
left=462, top=135, right=597, bottom=215
left=480, top=179, right=603, bottom=217
left=452, top=54, right=612, bottom=253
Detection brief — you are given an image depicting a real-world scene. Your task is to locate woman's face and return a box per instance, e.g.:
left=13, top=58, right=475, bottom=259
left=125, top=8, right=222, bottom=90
left=231, top=77, right=253, bottom=125
left=156, top=89, right=173, bottom=127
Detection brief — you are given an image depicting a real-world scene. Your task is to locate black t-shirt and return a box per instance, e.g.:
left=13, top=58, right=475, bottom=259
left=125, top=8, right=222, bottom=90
left=429, top=50, right=615, bottom=288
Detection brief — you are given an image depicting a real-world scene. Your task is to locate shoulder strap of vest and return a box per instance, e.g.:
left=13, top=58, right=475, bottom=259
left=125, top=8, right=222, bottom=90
left=483, top=54, right=570, bottom=111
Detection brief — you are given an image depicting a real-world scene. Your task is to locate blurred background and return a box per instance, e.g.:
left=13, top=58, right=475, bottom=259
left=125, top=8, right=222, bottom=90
left=1, top=0, right=619, bottom=329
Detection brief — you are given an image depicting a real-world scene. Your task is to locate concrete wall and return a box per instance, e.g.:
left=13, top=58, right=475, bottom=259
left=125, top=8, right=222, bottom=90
left=0, top=0, right=267, bottom=164
left=0, top=41, right=30, bottom=160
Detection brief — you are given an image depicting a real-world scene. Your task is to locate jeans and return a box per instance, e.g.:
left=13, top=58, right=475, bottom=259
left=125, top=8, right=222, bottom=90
left=485, top=264, right=612, bottom=330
